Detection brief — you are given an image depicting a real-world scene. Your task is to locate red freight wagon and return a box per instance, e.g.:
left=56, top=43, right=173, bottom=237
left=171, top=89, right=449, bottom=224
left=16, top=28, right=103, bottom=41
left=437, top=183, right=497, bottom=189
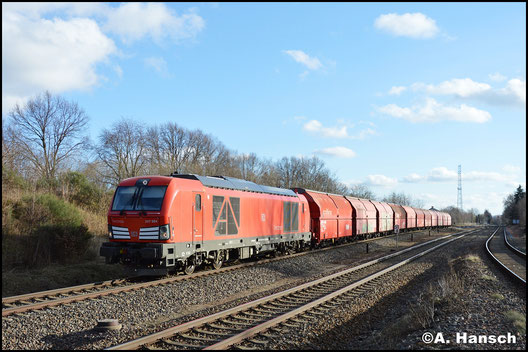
left=430, top=210, right=438, bottom=227
left=370, top=200, right=394, bottom=233
left=294, top=188, right=339, bottom=243
left=414, top=207, right=425, bottom=228
left=389, top=203, right=407, bottom=231
left=353, top=197, right=378, bottom=234
left=380, top=201, right=394, bottom=232
left=423, top=209, right=432, bottom=227
left=326, top=194, right=353, bottom=239
left=101, top=175, right=312, bottom=275
left=439, top=212, right=446, bottom=226
left=435, top=211, right=443, bottom=226
left=445, top=213, right=452, bottom=226
left=346, top=197, right=372, bottom=236
left=401, top=205, right=417, bottom=229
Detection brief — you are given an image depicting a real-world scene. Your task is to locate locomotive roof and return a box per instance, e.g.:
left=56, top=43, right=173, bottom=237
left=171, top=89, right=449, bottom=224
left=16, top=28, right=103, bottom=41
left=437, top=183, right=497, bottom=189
left=171, top=174, right=297, bottom=197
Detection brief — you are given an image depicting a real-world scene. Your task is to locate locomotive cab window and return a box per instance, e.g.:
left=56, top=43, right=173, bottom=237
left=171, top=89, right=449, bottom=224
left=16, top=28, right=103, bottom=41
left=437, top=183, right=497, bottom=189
left=112, top=185, right=167, bottom=211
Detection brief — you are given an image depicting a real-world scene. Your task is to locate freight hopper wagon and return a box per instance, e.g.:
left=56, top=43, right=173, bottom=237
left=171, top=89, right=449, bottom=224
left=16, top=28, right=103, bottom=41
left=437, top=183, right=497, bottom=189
left=292, top=189, right=392, bottom=244
left=100, top=175, right=312, bottom=275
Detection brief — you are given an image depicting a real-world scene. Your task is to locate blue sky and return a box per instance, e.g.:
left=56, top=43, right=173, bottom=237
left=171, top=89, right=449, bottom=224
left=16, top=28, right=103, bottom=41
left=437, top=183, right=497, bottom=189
left=2, top=2, right=526, bottom=215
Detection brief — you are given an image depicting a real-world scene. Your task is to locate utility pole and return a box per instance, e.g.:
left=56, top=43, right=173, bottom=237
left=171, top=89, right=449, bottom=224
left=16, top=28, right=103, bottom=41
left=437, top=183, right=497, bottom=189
left=457, top=164, right=463, bottom=211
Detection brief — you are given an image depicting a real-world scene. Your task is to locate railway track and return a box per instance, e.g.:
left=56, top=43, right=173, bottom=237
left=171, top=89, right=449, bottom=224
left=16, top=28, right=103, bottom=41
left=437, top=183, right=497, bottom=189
left=107, top=227, right=479, bottom=350
left=2, top=227, right=445, bottom=317
left=486, top=226, right=526, bottom=284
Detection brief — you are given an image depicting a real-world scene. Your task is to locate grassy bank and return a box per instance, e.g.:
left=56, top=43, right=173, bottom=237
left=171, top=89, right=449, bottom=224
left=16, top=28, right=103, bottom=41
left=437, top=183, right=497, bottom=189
left=2, top=259, right=127, bottom=297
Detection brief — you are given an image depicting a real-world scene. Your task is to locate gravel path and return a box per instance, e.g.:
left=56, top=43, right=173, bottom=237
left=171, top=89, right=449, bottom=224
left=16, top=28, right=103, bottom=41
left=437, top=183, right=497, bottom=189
left=1, top=229, right=456, bottom=350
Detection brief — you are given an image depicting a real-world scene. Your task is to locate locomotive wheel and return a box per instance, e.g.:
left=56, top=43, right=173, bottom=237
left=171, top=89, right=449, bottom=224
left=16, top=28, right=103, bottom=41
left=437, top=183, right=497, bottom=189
left=212, top=251, right=224, bottom=270
left=184, top=257, right=196, bottom=275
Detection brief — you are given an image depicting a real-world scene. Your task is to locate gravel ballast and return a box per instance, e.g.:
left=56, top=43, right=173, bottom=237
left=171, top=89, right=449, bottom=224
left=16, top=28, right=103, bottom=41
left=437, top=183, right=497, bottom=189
left=2, top=229, right=471, bottom=350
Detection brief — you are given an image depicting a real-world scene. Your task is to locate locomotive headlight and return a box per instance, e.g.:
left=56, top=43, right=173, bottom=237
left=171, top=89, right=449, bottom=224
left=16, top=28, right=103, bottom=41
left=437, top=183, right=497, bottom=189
left=159, top=224, right=170, bottom=240
left=108, top=224, right=113, bottom=238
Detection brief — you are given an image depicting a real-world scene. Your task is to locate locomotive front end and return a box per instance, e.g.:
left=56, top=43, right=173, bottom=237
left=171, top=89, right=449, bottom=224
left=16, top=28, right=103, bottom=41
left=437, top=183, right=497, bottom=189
left=99, top=176, right=177, bottom=275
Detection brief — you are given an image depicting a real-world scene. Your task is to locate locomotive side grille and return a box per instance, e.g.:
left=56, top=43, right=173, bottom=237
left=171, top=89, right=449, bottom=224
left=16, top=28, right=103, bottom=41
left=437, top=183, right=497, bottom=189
left=112, top=226, right=130, bottom=239
left=139, top=226, right=159, bottom=240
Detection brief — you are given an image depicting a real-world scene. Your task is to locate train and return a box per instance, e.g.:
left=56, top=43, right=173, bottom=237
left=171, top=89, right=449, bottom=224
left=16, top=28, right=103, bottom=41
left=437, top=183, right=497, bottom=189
left=99, top=173, right=451, bottom=275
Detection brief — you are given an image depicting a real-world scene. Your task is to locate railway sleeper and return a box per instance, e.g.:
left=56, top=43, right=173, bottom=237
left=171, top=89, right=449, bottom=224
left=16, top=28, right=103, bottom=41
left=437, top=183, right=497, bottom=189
left=281, top=321, right=301, bottom=328
left=248, top=336, right=269, bottom=345
left=259, top=304, right=285, bottom=311
left=244, top=310, right=273, bottom=318
left=178, top=333, right=222, bottom=342
left=232, top=314, right=263, bottom=322
left=220, top=318, right=255, bottom=326
left=233, top=344, right=259, bottom=351
left=161, top=339, right=207, bottom=349
left=253, top=307, right=280, bottom=314
left=193, top=327, right=234, bottom=336
left=207, top=322, right=246, bottom=332
left=268, top=301, right=298, bottom=308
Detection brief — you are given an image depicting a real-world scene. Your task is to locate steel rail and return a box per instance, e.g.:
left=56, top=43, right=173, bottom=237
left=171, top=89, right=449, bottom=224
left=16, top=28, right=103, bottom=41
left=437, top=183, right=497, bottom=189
left=206, top=232, right=469, bottom=350
left=107, top=228, right=477, bottom=350
left=2, top=227, right=447, bottom=316
left=485, top=226, right=526, bottom=285
left=2, top=279, right=127, bottom=305
left=503, top=228, right=526, bottom=258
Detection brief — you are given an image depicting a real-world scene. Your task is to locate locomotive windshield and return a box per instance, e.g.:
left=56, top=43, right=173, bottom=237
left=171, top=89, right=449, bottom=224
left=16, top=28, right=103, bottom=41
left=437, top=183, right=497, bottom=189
left=112, top=186, right=167, bottom=211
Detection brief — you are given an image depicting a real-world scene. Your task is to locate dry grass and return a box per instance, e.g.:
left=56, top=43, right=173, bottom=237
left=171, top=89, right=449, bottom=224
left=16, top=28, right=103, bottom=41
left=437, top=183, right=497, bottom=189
left=490, top=292, right=505, bottom=300
left=504, top=310, right=526, bottom=335
left=2, top=260, right=126, bottom=297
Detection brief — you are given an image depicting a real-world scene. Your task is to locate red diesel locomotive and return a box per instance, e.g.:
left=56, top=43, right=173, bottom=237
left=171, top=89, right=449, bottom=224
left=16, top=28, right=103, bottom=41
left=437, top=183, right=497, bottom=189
left=100, top=174, right=451, bottom=275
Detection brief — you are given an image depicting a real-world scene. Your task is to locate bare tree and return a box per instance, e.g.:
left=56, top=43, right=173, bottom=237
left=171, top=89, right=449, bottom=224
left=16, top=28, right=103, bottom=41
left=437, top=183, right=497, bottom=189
left=382, top=191, right=425, bottom=207
left=7, top=91, right=89, bottom=180
left=146, top=122, right=190, bottom=175
left=272, top=156, right=347, bottom=193
left=234, top=153, right=261, bottom=182
left=96, top=118, right=147, bottom=186
left=348, top=184, right=375, bottom=199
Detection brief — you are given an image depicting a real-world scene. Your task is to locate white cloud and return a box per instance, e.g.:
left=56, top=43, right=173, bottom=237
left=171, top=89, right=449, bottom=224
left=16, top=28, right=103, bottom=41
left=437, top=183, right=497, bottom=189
left=377, top=98, right=491, bottom=123
left=412, top=78, right=491, bottom=98
left=302, top=119, right=377, bottom=140
left=489, top=72, right=507, bottom=82
left=314, top=146, right=356, bottom=158
left=401, top=167, right=519, bottom=185
left=501, top=78, right=526, bottom=104
left=394, top=77, right=525, bottom=107
left=1, top=3, right=205, bottom=114
left=401, top=173, right=425, bottom=183
left=104, top=3, right=205, bottom=44
left=351, top=128, right=377, bottom=140
left=283, top=50, right=323, bottom=70
left=2, top=12, right=116, bottom=113
left=389, top=86, right=407, bottom=95
left=374, top=12, right=439, bottom=39
left=303, top=119, right=348, bottom=138
left=144, top=56, right=170, bottom=77
left=364, top=174, right=398, bottom=187
left=502, top=165, right=521, bottom=174
left=428, top=167, right=458, bottom=182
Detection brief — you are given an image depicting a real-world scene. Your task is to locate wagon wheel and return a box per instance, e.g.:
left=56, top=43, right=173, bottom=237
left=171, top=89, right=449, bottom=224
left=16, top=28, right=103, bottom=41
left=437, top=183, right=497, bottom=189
left=212, top=250, right=224, bottom=270
left=184, top=257, right=196, bottom=275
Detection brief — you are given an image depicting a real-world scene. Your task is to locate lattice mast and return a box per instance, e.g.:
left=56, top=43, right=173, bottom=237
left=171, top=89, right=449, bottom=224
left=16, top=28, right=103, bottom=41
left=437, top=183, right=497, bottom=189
left=457, top=164, right=463, bottom=210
